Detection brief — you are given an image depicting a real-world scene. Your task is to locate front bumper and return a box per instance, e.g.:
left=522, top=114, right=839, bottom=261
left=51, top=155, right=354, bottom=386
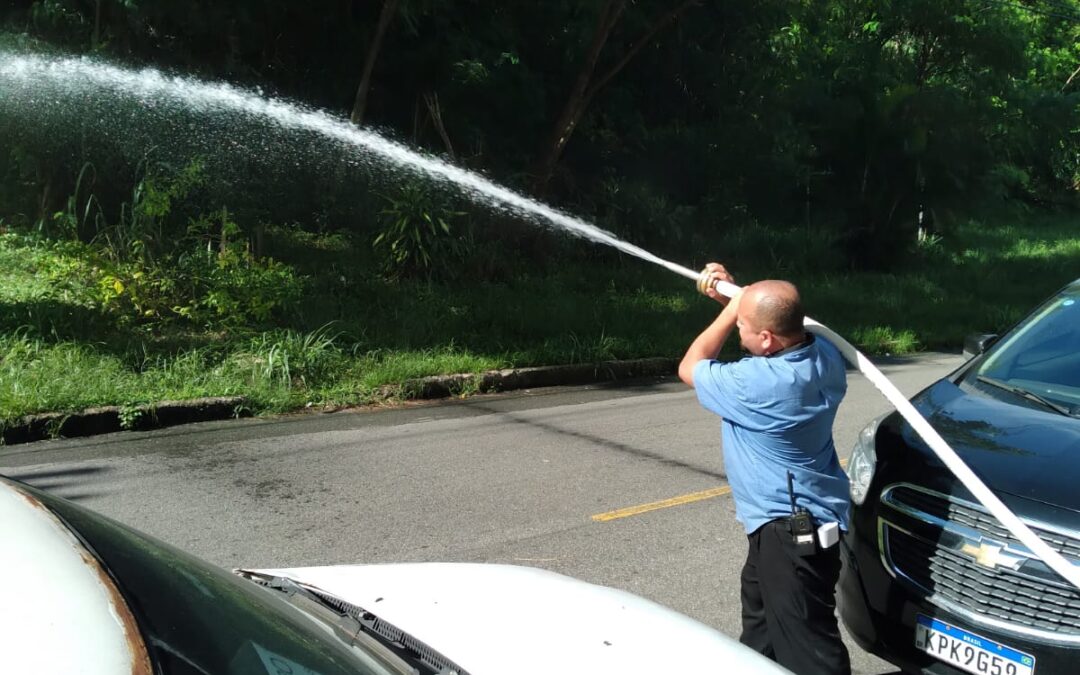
left=840, top=535, right=956, bottom=673
left=839, top=513, right=1080, bottom=674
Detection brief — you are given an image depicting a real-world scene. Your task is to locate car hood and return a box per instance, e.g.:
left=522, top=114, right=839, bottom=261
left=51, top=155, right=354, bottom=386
left=241, top=563, right=789, bottom=675
left=904, top=378, right=1080, bottom=510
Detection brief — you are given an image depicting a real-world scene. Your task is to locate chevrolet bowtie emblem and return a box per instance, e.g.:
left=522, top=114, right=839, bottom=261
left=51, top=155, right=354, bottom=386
left=960, top=541, right=1023, bottom=570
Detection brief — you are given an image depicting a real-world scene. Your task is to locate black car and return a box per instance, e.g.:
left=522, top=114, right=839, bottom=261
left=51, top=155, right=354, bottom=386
left=839, top=278, right=1080, bottom=675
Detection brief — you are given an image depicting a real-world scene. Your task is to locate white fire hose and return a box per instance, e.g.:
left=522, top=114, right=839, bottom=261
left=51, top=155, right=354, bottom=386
left=702, top=274, right=1080, bottom=591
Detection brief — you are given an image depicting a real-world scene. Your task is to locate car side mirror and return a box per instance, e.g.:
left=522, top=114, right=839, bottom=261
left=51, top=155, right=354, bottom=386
left=963, top=333, right=998, bottom=359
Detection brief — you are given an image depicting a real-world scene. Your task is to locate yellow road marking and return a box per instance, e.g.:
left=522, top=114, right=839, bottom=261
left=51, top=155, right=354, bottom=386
left=591, top=486, right=732, bottom=522
left=592, top=457, right=850, bottom=523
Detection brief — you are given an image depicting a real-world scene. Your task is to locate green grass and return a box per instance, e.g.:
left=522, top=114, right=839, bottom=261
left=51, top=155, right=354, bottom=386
left=1, top=208, right=1078, bottom=433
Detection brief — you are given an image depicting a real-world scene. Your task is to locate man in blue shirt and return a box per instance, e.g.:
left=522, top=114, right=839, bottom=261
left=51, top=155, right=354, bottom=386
left=679, top=262, right=851, bottom=675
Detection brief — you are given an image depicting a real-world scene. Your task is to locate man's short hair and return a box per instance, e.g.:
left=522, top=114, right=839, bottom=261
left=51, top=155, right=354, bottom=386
left=755, top=290, right=805, bottom=337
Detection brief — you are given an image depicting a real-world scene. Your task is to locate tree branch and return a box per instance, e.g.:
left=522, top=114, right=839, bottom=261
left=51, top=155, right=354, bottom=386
left=424, top=92, right=456, bottom=161
left=1063, top=63, right=1080, bottom=92
left=586, top=0, right=701, bottom=100
left=530, top=0, right=626, bottom=191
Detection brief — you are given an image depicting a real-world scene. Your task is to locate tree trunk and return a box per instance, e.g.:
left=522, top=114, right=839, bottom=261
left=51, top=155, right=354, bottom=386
left=531, top=0, right=625, bottom=194
left=36, top=160, right=65, bottom=227
left=350, top=0, right=400, bottom=126
left=914, top=33, right=938, bottom=88
left=92, top=0, right=102, bottom=49
left=531, top=0, right=700, bottom=194
left=38, top=175, right=54, bottom=225
left=424, top=92, right=456, bottom=160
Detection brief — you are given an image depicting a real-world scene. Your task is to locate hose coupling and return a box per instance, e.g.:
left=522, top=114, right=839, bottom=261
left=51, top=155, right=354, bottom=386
left=696, top=267, right=714, bottom=296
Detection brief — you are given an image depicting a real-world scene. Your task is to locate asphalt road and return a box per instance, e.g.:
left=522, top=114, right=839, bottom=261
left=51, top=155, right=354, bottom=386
left=1, top=351, right=965, bottom=674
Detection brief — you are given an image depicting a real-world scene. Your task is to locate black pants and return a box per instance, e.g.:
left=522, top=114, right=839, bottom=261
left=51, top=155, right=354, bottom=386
left=740, top=519, right=851, bottom=675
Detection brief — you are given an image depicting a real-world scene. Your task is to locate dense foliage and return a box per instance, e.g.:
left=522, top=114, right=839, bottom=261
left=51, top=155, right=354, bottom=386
left=2, top=1, right=1080, bottom=425
left=3, top=1, right=1079, bottom=272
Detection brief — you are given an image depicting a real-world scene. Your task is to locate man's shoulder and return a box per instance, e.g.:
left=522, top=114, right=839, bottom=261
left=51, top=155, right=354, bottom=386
left=725, top=356, right=801, bottom=402
left=717, top=354, right=773, bottom=382
left=808, top=335, right=846, bottom=369
left=813, top=334, right=842, bottom=357
left=694, top=356, right=768, bottom=399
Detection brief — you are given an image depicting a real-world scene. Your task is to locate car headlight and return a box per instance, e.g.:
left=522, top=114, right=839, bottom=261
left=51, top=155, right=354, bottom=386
left=848, top=417, right=881, bottom=505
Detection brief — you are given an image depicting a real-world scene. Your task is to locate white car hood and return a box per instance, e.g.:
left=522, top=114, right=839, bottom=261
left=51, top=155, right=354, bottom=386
left=243, top=562, right=788, bottom=675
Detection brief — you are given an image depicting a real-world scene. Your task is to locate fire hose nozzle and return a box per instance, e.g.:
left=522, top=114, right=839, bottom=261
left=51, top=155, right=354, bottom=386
left=695, top=268, right=740, bottom=299
left=696, top=267, right=714, bottom=296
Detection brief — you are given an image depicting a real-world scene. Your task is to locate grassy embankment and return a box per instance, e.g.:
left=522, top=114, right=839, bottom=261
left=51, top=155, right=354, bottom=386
left=2, top=209, right=1078, bottom=433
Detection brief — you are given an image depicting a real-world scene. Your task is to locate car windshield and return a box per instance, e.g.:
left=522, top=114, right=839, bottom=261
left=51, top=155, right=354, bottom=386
left=24, top=482, right=396, bottom=675
left=967, top=283, right=1080, bottom=412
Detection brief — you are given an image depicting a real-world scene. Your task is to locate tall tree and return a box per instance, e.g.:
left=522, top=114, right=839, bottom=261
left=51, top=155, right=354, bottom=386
left=531, top=0, right=700, bottom=193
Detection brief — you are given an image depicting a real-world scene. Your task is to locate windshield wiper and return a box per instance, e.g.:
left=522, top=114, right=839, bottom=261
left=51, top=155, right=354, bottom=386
left=975, top=376, right=1073, bottom=416
left=238, top=571, right=464, bottom=675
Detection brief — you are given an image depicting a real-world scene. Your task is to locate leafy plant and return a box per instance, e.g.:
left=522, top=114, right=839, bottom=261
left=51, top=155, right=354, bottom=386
left=40, top=162, right=98, bottom=241
left=117, top=404, right=143, bottom=430
left=372, top=182, right=467, bottom=279
left=90, top=202, right=303, bottom=328
left=94, top=158, right=206, bottom=263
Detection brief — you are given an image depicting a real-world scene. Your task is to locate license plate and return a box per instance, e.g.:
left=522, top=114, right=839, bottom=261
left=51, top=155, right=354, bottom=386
left=915, top=615, right=1035, bottom=675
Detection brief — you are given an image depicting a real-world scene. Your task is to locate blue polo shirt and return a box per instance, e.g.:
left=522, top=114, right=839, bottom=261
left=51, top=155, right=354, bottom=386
left=692, top=335, right=850, bottom=534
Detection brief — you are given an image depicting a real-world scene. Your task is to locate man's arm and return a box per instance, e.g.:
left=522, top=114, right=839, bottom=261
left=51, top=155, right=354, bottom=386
left=679, top=289, right=740, bottom=387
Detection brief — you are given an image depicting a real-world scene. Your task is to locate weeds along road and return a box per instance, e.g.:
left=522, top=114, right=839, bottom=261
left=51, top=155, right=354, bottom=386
left=1, top=352, right=963, bottom=674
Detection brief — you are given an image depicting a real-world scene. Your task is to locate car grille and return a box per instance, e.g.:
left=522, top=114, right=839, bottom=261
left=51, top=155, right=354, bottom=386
left=882, top=484, right=1080, bottom=639
left=891, top=485, right=1080, bottom=560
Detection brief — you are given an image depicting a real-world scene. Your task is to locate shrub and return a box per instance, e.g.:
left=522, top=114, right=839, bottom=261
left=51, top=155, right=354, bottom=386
left=98, top=244, right=303, bottom=329
left=372, top=182, right=468, bottom=280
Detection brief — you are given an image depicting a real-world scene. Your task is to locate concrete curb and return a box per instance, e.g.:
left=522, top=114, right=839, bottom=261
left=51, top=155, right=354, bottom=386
left=1, top=358, right=679, bottom=446
left=380, top=357, right=678, bottom=399
left=1, top=396, right=249, bottom=446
